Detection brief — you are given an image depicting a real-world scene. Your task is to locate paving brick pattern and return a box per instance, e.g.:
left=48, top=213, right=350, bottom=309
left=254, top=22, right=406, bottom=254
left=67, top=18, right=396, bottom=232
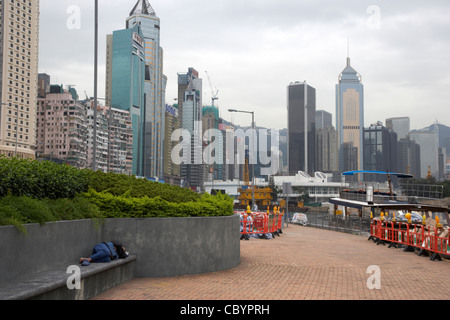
left=92, top=224, right=450, bottom=300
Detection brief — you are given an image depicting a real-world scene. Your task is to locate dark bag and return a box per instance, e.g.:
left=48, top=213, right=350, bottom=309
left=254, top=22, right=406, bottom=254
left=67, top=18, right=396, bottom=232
left=103, top=242, right=118, bottom=261
left=112, top=241, right=129, bottom=259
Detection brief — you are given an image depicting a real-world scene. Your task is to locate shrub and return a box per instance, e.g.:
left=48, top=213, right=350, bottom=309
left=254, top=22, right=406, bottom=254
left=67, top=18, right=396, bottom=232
left=0, top=194, right=56, bottom=227
left=0, top=194, right=103, bottom=232
left=43, top=196, right=103, bottom=221
left=85, top=170, right=201, bottom=203
left=81, top=188, right=234, bottom=218
left=0, top=157, right=234, bottom=230
left=0, top=157, right=89, bottom=199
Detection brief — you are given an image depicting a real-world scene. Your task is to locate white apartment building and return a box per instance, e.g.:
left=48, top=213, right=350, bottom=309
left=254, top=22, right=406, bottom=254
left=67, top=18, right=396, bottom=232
left=0, top=0, right=40, bottom=159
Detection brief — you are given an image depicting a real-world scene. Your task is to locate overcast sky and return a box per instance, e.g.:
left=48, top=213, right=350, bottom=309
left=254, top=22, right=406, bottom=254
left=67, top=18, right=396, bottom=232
left=38, top=0, right=450, bottom=131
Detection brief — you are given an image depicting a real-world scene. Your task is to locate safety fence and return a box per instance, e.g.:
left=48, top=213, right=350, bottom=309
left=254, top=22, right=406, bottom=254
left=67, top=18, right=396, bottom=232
left=369, top=219, right=450, bottom=261
left=238, top=211, right=284, bottom=240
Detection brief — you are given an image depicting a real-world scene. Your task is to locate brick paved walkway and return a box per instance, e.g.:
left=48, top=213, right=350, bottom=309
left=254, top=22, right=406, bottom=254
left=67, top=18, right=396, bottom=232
left=93, top=224, right=450, bottom=300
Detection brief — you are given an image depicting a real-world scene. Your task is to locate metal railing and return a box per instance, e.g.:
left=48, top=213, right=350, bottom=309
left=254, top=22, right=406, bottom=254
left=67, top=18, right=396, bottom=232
left=288, top=209, right=372, bottom=235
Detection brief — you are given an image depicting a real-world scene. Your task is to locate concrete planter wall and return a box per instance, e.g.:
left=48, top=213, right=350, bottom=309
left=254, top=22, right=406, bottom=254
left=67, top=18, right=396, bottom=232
left=0, top=214, right=240, bottom=286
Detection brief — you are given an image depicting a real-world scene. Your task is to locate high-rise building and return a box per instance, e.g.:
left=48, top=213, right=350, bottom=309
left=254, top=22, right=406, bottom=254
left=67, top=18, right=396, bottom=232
left=38, top=73, right=50, bottom=98
left=177, top=68, right=203, bottom=189
left=164, top=103, right=181, bottom=185
left=386, top=117, right=410, bottom=141
left=409, top=129, right=439, bottom=179
left=106, top=0, right=167, bottom=178
left=363, top=122, right=398, bottom=182
left=397, top=137, right=421, bottom=178
left=202, top=105, right=223, bottom=182
left=336, top=56, right=364, bottom=172
left=315, top=110, right=332, bottom=130
left=287, top=81, right=316, bottom=175
left=86, top=104, right=133, bottom=175
left=127, top=0, right=167, bottom=179
left=316, top=126, right=338, bottom=173
left=107, top=23, right=145, bottom=176
left=36, top=89, right=88, bottom=168
left=0, top=0, right=40, bottom=159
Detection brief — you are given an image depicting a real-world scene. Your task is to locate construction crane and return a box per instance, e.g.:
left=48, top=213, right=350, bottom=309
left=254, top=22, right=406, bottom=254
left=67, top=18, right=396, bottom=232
left=205, top=71, right=218, bottom=107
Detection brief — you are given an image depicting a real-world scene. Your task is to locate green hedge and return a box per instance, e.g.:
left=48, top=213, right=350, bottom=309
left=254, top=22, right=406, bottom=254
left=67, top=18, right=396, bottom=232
left=0, top=194, right=102, bottom=233
left=0, top=156, right=89, bottom=199
left=85, top=170, right=200, bottom=203
left=81, top=188, right=233, bottom=218
left=0, top=157, right=234, bottom=229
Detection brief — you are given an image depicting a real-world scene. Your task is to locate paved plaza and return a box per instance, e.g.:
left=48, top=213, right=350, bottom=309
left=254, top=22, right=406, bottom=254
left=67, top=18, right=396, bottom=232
left=93, top=224, right=450, bottom=300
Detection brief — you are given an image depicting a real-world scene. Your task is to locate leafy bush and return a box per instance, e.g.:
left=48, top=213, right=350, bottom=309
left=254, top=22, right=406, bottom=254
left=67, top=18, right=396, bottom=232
left=85, top=170, right=200, bottom=203
left=81, top=188, right=234, bottom=218
left=0, top=194, right=103, bottom=232
left=0, top=156, right=89, bottom=199
left=0, top=157, right=234, bottom=230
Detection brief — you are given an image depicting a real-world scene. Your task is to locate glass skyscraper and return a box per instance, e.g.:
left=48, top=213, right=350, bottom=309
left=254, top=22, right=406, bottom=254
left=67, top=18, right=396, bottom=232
left=287, top=81, right=316, bottom=176
left=127, top=0, right=167, bottom=180
left=107, top=24, right=146, bottom=176
left=177, top=68, right=203, bottom=189
left=386, top=117, right=410, bottom=141
left=106, top=0, right=167, bottom=178
left=336, top=56, right=364, bottom=172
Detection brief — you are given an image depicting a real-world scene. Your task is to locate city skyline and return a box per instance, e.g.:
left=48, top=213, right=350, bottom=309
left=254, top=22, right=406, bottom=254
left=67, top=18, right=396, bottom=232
left=38, top=0, right=450, bottom=132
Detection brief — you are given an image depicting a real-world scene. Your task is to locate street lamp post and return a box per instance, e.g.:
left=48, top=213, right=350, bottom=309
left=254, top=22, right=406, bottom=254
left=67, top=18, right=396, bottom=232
left=91, top=97, right=111, bottom=173
left=228, top=108, right=255, bottom=210
left=93, top=0, right=98, bottom=171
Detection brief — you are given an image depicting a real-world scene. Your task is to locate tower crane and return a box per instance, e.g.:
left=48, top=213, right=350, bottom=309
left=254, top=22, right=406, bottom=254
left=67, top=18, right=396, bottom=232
left=205, top=71, right=219, bottom=107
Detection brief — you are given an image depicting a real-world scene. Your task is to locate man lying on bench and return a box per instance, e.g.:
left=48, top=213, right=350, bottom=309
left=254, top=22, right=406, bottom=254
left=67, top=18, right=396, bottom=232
left=79, top=241, right=129, bottom=266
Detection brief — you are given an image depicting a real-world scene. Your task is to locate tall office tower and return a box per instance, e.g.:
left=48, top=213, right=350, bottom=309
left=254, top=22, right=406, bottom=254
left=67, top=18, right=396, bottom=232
left=38, top=73, right=50, bottom=98
left=36, top=89, right=88, bottom=168
left=220, top=121, right=237, bottom=181
left=316, top=126, right=338, bottom=173
left=386, top=117, right=410, bottom=141
left=164, top=103, right=181, bottom=185
left=363, top=122, right=398, bottom=182
left=336, top=55, right=364, bottom=172
left=0, top=0, right=40, bottom=159
left=438, top=147, right=446, bottom=181
left=397, top=137, right=421, bottom=178
left=106, top=0, right=167, bottom=178
left=202, top=105, right=222, bottom=182
left=315, top=110, right=332, bottom=130
left=177, top=67, right=203, bottom=189
left=107, top=23, right=145, bottom=176
left=127, top=0, right=167, bottom=179
left=315, top=110, right=337, bottom=173
left=287, top=81, right=316, bottom=175
left=409, top=130, right=439, bottom=179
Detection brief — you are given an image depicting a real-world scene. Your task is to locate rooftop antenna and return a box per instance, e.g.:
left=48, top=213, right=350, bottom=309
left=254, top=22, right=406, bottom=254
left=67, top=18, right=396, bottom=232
left=347, top=37, right=351, bottom=66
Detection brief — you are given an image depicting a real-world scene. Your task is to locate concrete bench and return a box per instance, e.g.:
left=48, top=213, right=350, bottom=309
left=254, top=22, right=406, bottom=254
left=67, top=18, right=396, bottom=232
left=0, top=255, right=136, bottom=300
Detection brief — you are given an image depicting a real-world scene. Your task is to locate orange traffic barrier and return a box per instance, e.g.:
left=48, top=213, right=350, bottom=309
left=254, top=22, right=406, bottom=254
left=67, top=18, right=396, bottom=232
left=433, top=227, right=450, bottom=260
left=239, top=208, right=284, bottom=240
left=369, top=218, right=450, bottom=261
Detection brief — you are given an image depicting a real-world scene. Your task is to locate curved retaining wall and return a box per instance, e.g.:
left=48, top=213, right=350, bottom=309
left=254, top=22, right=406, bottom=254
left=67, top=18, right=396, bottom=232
left=0, top=215, right=240, bottom=286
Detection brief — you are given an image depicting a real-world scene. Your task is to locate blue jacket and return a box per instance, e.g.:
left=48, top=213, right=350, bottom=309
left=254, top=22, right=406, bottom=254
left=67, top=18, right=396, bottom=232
left=89, top=242, right=118, bottom=263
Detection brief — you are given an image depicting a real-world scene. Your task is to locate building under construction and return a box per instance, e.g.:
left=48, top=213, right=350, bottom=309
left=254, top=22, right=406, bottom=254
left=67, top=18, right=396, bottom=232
left=237, top=149, right=273, bottom=208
